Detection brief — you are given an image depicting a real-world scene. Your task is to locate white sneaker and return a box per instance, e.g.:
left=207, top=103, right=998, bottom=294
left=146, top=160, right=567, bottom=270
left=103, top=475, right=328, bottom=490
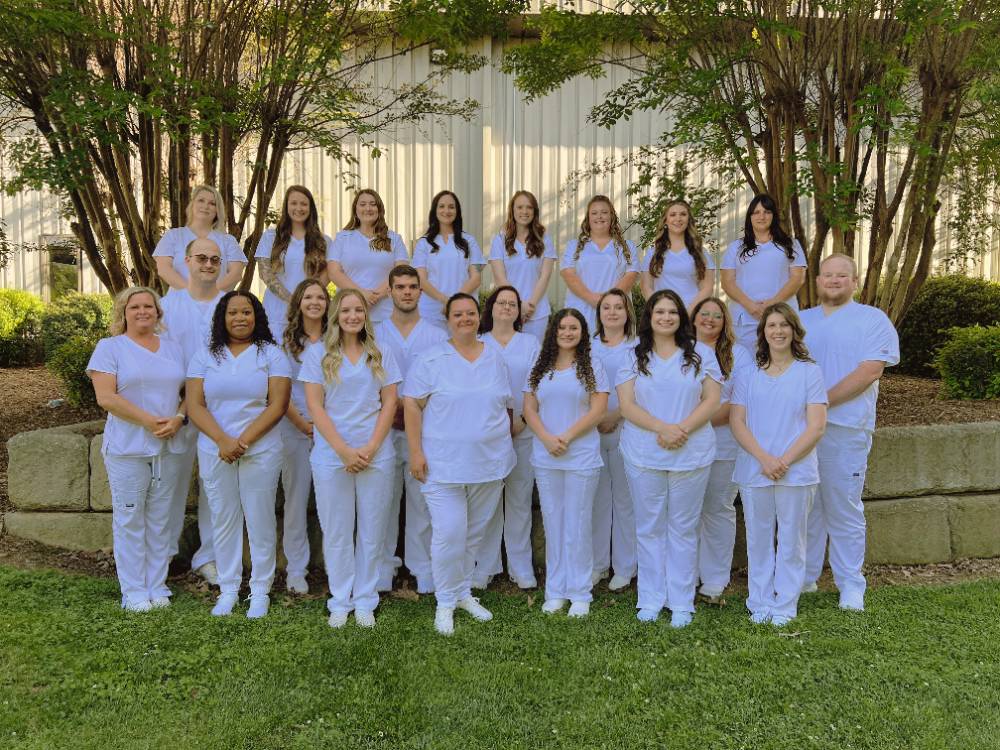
left=637, top=607, right=660, bottom=622
left=434, top=607, right=455, bottom=635
left=749, top=611, right=771, bottom=625
left=607, top=574, right=632, bottom=591
left=512, top=575, right=537, bottom=590
left=591, top=569, right=608, bottom=586
left=801, top=581, right=818, bottom=594
left=149, top=596, right=171, bottom=609
left=839, top=591, right=865, bottom=612
left=211, top=592, right=239, bottom=617
left=457, top=596, right=493, bottom=621
left=246, top=594, right=270, bottom=619
left=568, top=602, right=590, bottom=618
left=670, top=611, right=693, bottom=629
left=542, top=598, right=568, bottom=614
left=196, top=561, right=219, bottom=586
left=122, top=596, right=152, bottom=613
left=328, top=611, right=349, bottom=628
left=355, top=609, right=376, bottom=628
left=286, top=575, right=309, bottom=594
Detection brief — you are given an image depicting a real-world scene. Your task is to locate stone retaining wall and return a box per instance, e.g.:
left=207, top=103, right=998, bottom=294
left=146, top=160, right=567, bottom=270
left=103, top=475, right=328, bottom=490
left=4, top=420, right=1000, bottom=567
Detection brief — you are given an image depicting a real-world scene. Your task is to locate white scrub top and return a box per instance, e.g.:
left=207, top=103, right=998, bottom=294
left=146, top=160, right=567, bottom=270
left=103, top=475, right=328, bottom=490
left=160, top=289, right=223, bottom=368
left=412, top=232, right=485, bottom=324
left=254, top=229, right=333, bottom=333
left=187, top=341, right=292, bottom=456
left=524, top=356, right=609, bottom=471
left=641, top=247, right=716, bottom=308
left=561, top=239, right=639, bottom=333
left=800, top=301, right=899, bottom=432
left=87, top=335, right=187, bottom=457
left=488, top=233, right=558, bottom=321
left=283, top=339, right=323, bottom=419
left=298, top=342, right=402, bottom=468
left=721, top=238, right=806, bottom=325
left=483, top=331, right=541, bottom=432
left=590, top=336, right=636, bottom=414
left=616, top=341, right=722, bottom=471
left=375, top=318, right=448, bottom=378
left=402, top=342, right=515, bottom=484
left=731, top=360, right=828, bottom=487
left=327, top=229, right=409, bottom=322
left=713, top=343, right=755, bottom=462
left=152, top=227, right=244, bottom=288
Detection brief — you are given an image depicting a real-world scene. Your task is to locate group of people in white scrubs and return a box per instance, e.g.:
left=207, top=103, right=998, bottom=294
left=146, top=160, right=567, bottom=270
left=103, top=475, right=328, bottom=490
left=87, top=186, right=898, bottom=634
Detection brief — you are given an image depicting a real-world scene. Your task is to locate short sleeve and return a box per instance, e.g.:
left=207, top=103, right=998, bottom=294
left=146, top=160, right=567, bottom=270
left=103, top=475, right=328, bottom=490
left=222, top=234, right=245, bottom=265
left=614, top=349, right=639, bottom=387
left=592, top=357, right=611, bottom=394
left=488, top=233, right=504, bottom=261
left=380, top=346, right=403, bottom=386
left=862, top=310, right=900, bottom=366
left=390, top=232, right=409, bottom=262
left=790, top=239, right=807, bottom=267
left=704, top=251, right=717, bottom=270
left=806, top=363, right=828, bottom=405
left=625, top=241, right=640, bottom=272
left=265, top=344, right=292, bottom=378
left=411, top=238, right=430, bottom=270
left=187, top=348, right=209, bottom=379
left=402, top=351, right=435, bottom=399
left=327, top=231, right=348, bottom=263
left=561, top=240, right=579, bottom=270
left=86, top=337, right=118, bottom=375
left=152, top=228, right=181, bottom=260
left=254, top=229, right=276, bottom=260
left=721, top=240, right=741, bottom=270
left=730, top=368, right=750, bottom=407
left=298, top=344, right=325, bottom=385
left=700, top=347, right=723, bottom=385
left=543, top=237, right=558, bottom=260
left=467, top=234, right=485, bottom=266
left=640, top=248, right=653, bottom=273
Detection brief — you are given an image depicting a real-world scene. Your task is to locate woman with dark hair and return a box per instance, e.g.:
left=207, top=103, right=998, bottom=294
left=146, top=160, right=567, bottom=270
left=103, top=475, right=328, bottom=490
left=720, top=194, right=806, bottom=351
left=300, top=289, right=402, bottom=628
left=730, top=302, right=827, bottom=627
left=255, top=185, right=331, bottom=341
left=523, top=308, right=609, bottom=617
left=691, top=297, right=753, bottom=605
left=403, top=292, right=516, bottom=635
left=617, top=289, right=722, bottom=628
left=277, top=279, right=330, bottom=594
left=488, top=190, right=558, bottom=340
left=590, top=288, right=638, bottom=591
left=412, top=191, right=484, bottom=330
left=475, top=285, right=542, bottom=590
left=327, top=189, right=410, bottom=325
left=640, top=199, right=715, bottom=311
left=186, top=291, right=291, bottom=618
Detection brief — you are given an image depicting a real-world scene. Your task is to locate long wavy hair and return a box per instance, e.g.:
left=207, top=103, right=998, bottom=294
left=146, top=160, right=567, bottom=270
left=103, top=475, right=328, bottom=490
left=423, top=190, right=470, bottom=257
left=648, top=199, right=706, bottom=281
left=692, top=296, right=734, bottom=379
left=479, top=285, right=523, bottom=334
left=502, top=190, right=546, bottom=258
left=283, top=279, right=331, bottom=362
left=593, top=288, right=636, bottom=342
left=270, top=185, right=327, bottom=278
left=635, top=289, right=701, bottom=377
left=321, top=289, right=386, bottom=384
left=110, top=286, right=164, bottom=336
left=208, top=291, right=275, bottom=361
left=573, top=195, right=631, bottom=265
left=185, top=184, right=226, bottom=231
left=740, top=194, right=795, bottom=262
left=343, top=188, right=392, bottom=252
left=754, top=302, right=813, bottom=369
left=527, top=308, right=598, bottom=393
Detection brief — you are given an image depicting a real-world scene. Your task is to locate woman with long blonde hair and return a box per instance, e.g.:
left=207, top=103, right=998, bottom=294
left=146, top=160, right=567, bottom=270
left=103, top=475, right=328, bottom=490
left=640, top=199, right=715, bottom=312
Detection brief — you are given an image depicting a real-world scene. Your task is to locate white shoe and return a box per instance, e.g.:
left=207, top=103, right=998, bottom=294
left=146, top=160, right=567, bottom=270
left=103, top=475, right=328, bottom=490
left=457, top=596, right=493, bottom=621
left=801, top=581, right=818, bottom=594
left=512, top=575, right=537, bottom=590
left=568, top=602, right=590, bottom=618
left=591, top=569, right=608, bottom=586
left=670, top=611, right=693, bottom=629
left=246, top=594, right=270, bottom=619
left=749, top=611, right=771, bottom=625
left=328, top=611, right=349, bottom=629
left=541, top=598, right=568, bottom=614
left=607, top=574, right=632, bottom=591
left=435, top=607, right=455, bottom=635
left=211, top=592, right=239, bottom=617
left=355, top=609, right=376, bottom=628
left=196, top=561, right=219, bottom=586
left=122, top=596, right=152, bottom=613
left=286, top=575, right=309, bottom=594
left=637, top=607, right=660, bottom=622
left=149, top=596, right=171, bottom=609
left=839, top=591, right=865, bottom=612
left=471, top=575, right=493, bottom=590
left=771, top=614, right=794, bottom=627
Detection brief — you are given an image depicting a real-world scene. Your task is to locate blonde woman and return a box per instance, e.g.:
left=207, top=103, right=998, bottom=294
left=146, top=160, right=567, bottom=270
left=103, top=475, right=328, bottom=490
left=640, top=200, right=715, bottom=311
left=153, top=185, right=246, bottom=293
left=300, top=289, right=402, bottom=629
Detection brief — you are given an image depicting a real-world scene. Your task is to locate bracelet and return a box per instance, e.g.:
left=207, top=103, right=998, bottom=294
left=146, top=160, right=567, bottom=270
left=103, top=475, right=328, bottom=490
left=175, top=412, right=189, bottom=426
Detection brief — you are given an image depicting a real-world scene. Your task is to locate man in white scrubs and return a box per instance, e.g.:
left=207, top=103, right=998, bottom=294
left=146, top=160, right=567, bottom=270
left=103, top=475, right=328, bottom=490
left=800, top=254, right=899, bottom=611
left=160, top=237, right=225, bottom=584
left=375, top=265, right=447, bottom=592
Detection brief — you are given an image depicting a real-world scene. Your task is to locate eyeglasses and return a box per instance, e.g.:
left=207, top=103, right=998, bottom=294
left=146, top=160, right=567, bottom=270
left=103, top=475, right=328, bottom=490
left=698, top=311, right=724, bottom=321
left=495, top=301, right=519, bottom=308
left=191, top=254, right=222, bottom=266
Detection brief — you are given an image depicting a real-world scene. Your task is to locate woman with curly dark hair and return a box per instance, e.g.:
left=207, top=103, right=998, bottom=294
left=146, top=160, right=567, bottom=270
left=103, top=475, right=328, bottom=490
left=186, top=291, right=291, bottom=619
left=617, top=289, right=722, bottom=628
left=522, top=308, right=609, bottom=618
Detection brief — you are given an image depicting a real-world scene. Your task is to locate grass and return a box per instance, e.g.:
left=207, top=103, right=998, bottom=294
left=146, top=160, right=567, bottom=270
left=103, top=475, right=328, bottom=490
left=2, top=565, right=999, bottom=749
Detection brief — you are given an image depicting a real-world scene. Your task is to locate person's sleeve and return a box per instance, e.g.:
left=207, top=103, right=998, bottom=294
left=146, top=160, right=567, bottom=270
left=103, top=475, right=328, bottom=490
left=298, top=345, right=325, bottom=385
left=254, top=229, right=275, bottom=260
left=806, top=364, right=829, bottom=404
left=468, top=234, right=485, bottom=266
left=626, top=241, right=640, bottom=272
left=704, top=251, right=717, bottom=270
left=488, top=233, right=504, bottom=261
left=411, top=239, right=429, bottom=270
left=614, top=349, right=639, bottom=386
left=86, top=338, right=116, bottom=375
left=721, top=240, right=739, bottom=270
left=391, top=232, right=409, bottom=262
left=152, top=228, right=178, bottom=259
left=543, top=236, right=558, bottom=260
left=790, top=238, right=807, bottom=267
left=381, top=346, right=403, bottom=386
left=402, top=353, right=434, bottom=399
left=593, top=357, right=611, bottom=393
left=701, top=347, right=723, bottom=385
left=324, top=233, right=337, bottom=262
left=187, top=348, right=208, bottom=379
left=266, top=344, right=292, bottom=378
left=560, top=240, right=578, bottom=270
left=327, top=231, right=347, bottom=263
left=731, top=369, right=749, bottom=407
left=862, top=310, right=901, bottom=366
left=640, top=248, right=652, bottom=273
left=223, top=234, right=246, bottom=265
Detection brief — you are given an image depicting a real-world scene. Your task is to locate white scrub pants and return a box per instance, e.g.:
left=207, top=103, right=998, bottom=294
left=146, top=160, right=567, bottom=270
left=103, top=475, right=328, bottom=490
left=477, top=435, right=535, bottom=582
left=378, top=435, right=406, bottom=589
left=697, top=459, right=738, bottom=597
left=592, top=427, right=636, bottom=580
left=624, top=460, right=711, bottom=613
left=422, top=479, right=503, bottom=608
left=390, top=431, right=434, bottom=591
left=312, top=458, right=394, bottom=613
left=198, top=446, right=282, bottom=596
left=166, top=437, right=215, bottom=569
left=279, top=421, right=313, bottom=579
left=742, top=484, right=815, bottom=619
left=521, top=316, right=548, bottom=342
left=535, top=466, right=600, bottom=603
left=806, top=425, right=871, bottom=596
left=105, top=453, right=183, bottom=602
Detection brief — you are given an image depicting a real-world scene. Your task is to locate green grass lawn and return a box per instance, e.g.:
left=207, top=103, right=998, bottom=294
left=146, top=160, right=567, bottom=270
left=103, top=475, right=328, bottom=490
left=2, top=565, right=999, bottom=750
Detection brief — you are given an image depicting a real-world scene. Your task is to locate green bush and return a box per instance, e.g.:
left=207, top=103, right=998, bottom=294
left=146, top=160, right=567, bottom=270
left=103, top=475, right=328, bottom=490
left=0, top=289, right=45, bottom=365
left=897, top=275, right=1000, bottom=377
left=40, top=292, right=113, bottom=361
left=933, top=325, right=1000, bottom=400
left=46, top=333, right=101, bottom=406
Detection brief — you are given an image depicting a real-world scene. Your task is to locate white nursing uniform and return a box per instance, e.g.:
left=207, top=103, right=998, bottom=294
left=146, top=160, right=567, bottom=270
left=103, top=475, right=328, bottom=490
left=561, top=239, right=640, bottom=334
left=152, top=227, right=244, bottom=291
left=641, top=248, right=716, bottom=309
left=87, top=335, right=187, bottom=605
left=617, top=342, right=722, bottom=614
left=488, top=233, right=558, bottom=340
left=801, top=302, right=899, bottom=601
left=412, top=233, right=485, bottom=327
left=327, top=229, right=409, bottom=323
left=187, top=342, right=291, bottom=596
left=402, top=342, right=515, bottom=608
left=254, top=229, right=333, bottom=339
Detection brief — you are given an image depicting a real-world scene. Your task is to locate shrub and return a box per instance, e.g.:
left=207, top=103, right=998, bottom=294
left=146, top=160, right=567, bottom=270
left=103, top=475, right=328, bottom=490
left=933, top=325, right=1000, bottom=400
left=0, top=289, right=45, bottom=365
left=47, top=334, right=101, bottom=406
left=40, top=292, right=113, bottom=361
left=897, top=275, right=1000, bottom=377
